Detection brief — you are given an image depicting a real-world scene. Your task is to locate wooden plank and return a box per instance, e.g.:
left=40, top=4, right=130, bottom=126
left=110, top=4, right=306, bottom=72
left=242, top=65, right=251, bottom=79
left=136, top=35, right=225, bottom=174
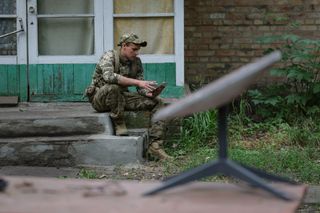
left=62, top=64, right=74, bottom=95
left=7, top=65, right=18, bottom=95
left=28, top=63, right=179, bottom=102
left=37, top=65, right=45, bottom=94
left=142, top=63, right=148, bottom=80
left=74, top=64, right=95, bottom=95
left=157, top=63, right=166, bottom=84
left=0, top=96, right=18, bottom=106
left=30, top=94, right=86, bottom=102
left=43, top=64, right=54, bottom=94
left=0, top=65, right=8, bottom=94
left=0, top=176, right=307, bottom=213
left=28, top=64, right=38, bottom=96
left=144, top=63, right=158, bottom=82
left=163, top=63, right=176, bottom=85
left=53, top=64, right=63, bottom=94
left=19, top=65, right=28, bottom=102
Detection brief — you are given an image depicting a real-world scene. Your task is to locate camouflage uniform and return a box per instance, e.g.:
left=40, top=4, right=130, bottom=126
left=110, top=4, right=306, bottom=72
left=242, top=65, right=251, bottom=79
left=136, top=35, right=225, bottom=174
left=86, top=50, right=165, bottom=144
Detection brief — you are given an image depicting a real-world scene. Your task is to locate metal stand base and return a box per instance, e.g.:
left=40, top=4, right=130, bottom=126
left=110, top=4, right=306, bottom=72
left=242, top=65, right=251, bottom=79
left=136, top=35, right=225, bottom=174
left=144, top=106, right=297, bottom=201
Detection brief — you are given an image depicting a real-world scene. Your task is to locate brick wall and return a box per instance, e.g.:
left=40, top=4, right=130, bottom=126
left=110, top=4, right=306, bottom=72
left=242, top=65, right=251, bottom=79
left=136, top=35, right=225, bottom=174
left=184, top=0, right=320, bottom=85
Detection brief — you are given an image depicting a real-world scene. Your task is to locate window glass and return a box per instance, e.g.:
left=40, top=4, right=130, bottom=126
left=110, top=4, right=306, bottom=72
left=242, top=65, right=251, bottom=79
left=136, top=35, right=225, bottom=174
left=114, top=18, right=173, bottom=54
left=0, top=0, right=16, bottom=14
left=114, top=0, right=174, bottom=54
left=38, top=18, right=94, bottom=55
left=0, top=0, right=17, bottom=56
left=114, top=0, right=173, bottom=14
left=37, top=0, right=94, bottom=55
left=38, top=0, right=93, bottom=14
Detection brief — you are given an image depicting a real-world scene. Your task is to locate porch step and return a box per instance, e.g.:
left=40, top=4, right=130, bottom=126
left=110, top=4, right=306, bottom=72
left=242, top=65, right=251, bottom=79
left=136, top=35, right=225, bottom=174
left=0, top=132, right=147, bottom=167
left=0, top=96, right=18, bottom=107
left=0, top=103, right=149, bottom=167
left=0, top=104, right=113, bottom=137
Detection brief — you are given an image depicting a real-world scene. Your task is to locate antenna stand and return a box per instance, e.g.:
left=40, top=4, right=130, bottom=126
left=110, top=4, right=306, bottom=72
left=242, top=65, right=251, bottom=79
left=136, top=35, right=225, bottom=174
left=144, top=105, right=297, bottom=200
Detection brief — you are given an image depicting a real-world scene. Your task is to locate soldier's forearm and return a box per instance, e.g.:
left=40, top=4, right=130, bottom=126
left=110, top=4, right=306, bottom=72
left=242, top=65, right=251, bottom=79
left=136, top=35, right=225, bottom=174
left=118, top=75, right=141, bottom=87
left=118, top=76, right=156, bottom=92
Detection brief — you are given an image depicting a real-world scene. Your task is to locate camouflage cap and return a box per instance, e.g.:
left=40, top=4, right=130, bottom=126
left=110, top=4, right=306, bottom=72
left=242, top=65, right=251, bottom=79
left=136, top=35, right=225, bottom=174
left=118, top=33, right=147, bottom=47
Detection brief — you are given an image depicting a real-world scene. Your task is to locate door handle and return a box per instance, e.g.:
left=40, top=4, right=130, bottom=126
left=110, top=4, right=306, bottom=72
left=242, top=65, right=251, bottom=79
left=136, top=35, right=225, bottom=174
left=29, top=6, right=36, bottom=14
left=0, top=18, right=24, bottom=39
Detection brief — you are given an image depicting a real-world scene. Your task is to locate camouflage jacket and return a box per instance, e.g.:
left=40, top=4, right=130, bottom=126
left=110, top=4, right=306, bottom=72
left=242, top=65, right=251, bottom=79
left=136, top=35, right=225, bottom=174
left=89, top=50, right=147, bottom=95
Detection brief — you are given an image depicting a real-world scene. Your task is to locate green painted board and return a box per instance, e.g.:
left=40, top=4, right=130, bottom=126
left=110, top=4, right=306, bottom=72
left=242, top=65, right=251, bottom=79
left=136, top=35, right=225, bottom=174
left=1, top=62, right=181, bottom=102
left=0, top=65, right=8, bottom=94
left=19, top=65, right=28, bottom=101
left=7, top=66, right=18, bottom=95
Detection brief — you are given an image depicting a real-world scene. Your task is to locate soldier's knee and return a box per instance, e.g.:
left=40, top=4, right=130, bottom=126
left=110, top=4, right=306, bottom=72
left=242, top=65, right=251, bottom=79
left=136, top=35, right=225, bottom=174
left=100, top=84, right=121, bottom=94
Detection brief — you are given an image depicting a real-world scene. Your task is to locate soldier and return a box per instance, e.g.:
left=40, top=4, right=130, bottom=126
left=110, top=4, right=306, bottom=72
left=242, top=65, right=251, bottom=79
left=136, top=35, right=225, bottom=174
left=85, top=33, right=172, bottom=160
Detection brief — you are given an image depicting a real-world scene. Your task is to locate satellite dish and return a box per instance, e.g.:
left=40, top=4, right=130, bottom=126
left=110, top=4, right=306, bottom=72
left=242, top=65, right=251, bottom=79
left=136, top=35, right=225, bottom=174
left=153, top=51, right=282, bottom=122
left=145, top=51, right=297, bottom=201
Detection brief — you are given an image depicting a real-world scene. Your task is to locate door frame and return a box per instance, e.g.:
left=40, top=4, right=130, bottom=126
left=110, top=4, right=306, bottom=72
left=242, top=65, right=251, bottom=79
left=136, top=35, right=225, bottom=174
left=27, top=0, right=104, bottom=64
left=0, top=0, right=27, bottom=65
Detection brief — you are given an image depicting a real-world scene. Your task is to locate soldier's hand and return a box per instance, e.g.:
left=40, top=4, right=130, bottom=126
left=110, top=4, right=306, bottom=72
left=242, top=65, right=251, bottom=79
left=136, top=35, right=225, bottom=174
left=138, top=80, right=157, bottom=92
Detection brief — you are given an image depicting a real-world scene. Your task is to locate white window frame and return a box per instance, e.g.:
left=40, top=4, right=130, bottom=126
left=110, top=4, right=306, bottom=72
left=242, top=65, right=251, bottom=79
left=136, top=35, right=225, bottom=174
left=0, top=0, right=27, bottom=65
left=28, top=0, right=104, bottom=64
left=104, top=0, right=184, bottom=86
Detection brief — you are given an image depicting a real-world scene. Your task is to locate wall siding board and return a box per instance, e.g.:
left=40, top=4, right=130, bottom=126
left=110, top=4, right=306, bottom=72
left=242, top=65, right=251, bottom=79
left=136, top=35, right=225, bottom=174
left=7, top=65, right=18, bottom=95
left=74, top=64, right=95, bottom=94
left=1, top=63, right=180, bottom=102
left=0, top=65, right=8, bottom=94
left=157, top=63, right=166, bottom=84
left=53, top=64, right=63, bottom=94
left=144, top=64, right=157, bottom=82
left=164, top=63, right=176, bottom=85
left=62, top=64, right=74, bottom=94
left=28, top=64, right=38, bottom=96
left=37, top=65, right=44, bottom=94
left=19, top=65, right=27, bottom=101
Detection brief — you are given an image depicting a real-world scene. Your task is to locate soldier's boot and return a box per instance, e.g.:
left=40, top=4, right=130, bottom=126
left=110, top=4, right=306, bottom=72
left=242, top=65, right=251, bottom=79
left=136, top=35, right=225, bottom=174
left=147, top=141, right=173, bottom=160
left=113, top=119, right=129, bottom=136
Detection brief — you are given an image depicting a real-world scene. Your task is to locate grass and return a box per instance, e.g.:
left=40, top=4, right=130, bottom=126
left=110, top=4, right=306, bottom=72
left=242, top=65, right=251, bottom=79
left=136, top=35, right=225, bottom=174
left=77, top=169, right=98, bottom=179
left=164, top=109, right=320, bottom=184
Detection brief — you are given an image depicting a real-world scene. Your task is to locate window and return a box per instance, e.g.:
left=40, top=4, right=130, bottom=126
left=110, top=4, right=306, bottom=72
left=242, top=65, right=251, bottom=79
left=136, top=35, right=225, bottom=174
left=0, top=0, right=17, bottom=56
left=37, top=0, right=94, bottom=55
left=106, top=0, right=184, bottom=85
left=113, top=0, right=174, bottom=55
left=28, top=0, right=103, bottom=64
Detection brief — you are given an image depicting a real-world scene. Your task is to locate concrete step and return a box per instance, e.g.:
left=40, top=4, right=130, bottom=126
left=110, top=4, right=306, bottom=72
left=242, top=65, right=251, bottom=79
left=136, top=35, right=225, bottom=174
left=0, top=103, right=113, bottom=137
left=0, top=132, right=147, bottom=167
left=0, top=103, right=152, bottom=167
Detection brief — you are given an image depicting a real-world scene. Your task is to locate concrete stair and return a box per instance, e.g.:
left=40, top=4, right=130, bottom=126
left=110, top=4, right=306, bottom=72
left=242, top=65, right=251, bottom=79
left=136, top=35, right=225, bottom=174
left=0, top=103, right=148, bottom=167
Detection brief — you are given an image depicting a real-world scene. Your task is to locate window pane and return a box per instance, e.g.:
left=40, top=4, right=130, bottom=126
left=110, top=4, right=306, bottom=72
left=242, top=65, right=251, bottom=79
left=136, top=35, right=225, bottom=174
left=114, top=0, right=173, bottom=14
left=0, top=19, right=17, bottom=55
left=38, top=0, right=93, bottom=14
left=114, top=18, right=174, bottom=54
left=0, top=0, right=16, bottom=15
left=38, top=18, right=94, bottom=55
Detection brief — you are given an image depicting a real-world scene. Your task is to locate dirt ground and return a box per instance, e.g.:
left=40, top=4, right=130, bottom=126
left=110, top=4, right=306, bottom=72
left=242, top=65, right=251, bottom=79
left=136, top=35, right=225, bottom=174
left=78, top=162, right=319, bottom=213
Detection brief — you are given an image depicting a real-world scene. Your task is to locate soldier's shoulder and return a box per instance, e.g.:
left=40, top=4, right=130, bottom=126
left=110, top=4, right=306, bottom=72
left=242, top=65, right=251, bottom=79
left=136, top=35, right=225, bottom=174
left=100, top=50, right=115, bottom=61
left=135, top=56, right=142, bottom=64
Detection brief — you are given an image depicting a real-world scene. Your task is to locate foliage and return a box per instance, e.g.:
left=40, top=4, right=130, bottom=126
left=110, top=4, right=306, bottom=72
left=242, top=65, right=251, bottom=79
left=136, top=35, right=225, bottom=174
left=77, top=169, right=98, bottom=179
left=249, top=34, right=320, bottom=121
left=166, top=103, right=320, bottom=184
left=171, top=110, right=218, bottom=155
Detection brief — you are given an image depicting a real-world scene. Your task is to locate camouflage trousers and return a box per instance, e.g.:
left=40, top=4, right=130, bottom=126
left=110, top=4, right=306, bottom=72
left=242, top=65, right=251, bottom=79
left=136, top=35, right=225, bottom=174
left=90, top=84, right=165, bottom=142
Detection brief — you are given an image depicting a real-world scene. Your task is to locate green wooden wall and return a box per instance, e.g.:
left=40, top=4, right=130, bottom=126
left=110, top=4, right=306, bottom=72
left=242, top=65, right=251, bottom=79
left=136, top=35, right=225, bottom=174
left=0, top=63, right=183, bottom=102
left=0, top=64, right=28, bottom=101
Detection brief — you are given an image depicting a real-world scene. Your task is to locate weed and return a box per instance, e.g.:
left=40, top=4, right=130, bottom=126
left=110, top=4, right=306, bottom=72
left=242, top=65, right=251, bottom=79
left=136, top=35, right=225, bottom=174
left=77, top=169, right=98, bottom=179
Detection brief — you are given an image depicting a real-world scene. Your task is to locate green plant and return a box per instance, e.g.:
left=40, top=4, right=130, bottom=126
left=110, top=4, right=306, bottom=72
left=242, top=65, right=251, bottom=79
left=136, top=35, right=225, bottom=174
left=77, top=169, right=98, bottom=179
left=249, top=34, right=320, bottom=121
left=175, top=110, right=218, bottom=153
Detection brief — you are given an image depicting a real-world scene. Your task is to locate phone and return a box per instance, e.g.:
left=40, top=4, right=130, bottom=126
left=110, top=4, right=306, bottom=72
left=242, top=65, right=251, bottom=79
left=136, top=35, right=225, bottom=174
left=152, top=82, right=167, bottom=97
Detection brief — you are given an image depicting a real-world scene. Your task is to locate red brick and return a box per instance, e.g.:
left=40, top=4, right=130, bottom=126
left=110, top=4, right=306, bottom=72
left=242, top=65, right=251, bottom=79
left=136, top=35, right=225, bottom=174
left=184, top=0, right=320, bottom=84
